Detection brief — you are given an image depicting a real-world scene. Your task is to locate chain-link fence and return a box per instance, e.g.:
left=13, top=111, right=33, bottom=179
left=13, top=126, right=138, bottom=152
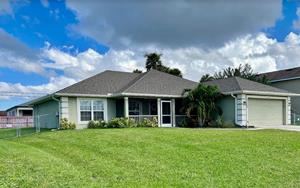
left=0, top=116, right=41, bottom=139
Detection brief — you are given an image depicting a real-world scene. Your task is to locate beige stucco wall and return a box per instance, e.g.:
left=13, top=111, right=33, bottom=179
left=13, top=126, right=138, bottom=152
left=271, top=79, right=300, bottom=114
left=68, top=97, right=78, bottom=126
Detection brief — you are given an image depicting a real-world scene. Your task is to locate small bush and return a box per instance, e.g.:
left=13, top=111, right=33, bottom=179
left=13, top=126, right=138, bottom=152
left=60, top=118, right=76, bottom=130
left=107, top=117, right=137, bottom=128
left=137, top=118, right=158, bottom=127
left=210, top=116, right=236, bottom=128
left=88, top=120, right=106, bottom=129
left=178, top=117, right=199, bottom=128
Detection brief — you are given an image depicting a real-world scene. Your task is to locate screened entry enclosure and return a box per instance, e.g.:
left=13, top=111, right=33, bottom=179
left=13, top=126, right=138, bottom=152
left=116, top=98, right=186, bottom=127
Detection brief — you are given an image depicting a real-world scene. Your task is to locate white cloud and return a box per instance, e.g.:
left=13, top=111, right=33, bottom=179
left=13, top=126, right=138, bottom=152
left=293, top=8, right=300, bottom=30
left=4, top=32, right=300, bottom=102
left=42, top=44, right=144, bottom=80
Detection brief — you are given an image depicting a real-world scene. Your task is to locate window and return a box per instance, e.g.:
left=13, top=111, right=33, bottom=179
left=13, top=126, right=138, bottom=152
left=93, top=100, right=104, bottom=121
left=80, top=100, right=104, bottom=122
left=129, top=100, right=140, bottom=115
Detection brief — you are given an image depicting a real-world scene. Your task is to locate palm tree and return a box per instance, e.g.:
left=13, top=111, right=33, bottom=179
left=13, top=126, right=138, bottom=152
left=145, top=53, right=162, bottom=71
left=200, top=74, right=214, bottom=82
left=204, top=63, right=269, bottom=84
left=182, top=84, right=221, bottom=126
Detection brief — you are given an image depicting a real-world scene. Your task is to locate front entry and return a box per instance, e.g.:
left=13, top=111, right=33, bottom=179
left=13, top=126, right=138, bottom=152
left=161, top=100, right=172, bottom=127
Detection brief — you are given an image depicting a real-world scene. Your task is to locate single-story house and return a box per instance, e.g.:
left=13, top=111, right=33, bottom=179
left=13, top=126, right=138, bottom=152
left=29, top=69, right=297, bottom=129
left=261, top=67, right=300, bottom=123
left=6, top=103, right=33, bottom=117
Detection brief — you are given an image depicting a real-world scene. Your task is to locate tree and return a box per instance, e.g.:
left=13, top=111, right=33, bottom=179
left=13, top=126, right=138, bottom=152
left=133, top=69, right=142, bottom=73
left=145, top=53, right=162, bottom=71
left=168, top=68, right=182, bottom=77
left=200, top=74, right=214, bottom=83
left=144, top=52, right=182, bottom=77
left=203, top=64, right=269, bottom=84
left=182, top=84, right=221, bottom=127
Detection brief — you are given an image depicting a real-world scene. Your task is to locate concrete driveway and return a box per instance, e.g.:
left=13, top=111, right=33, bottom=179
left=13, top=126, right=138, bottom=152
left=254, top=125, right=300, bottom=132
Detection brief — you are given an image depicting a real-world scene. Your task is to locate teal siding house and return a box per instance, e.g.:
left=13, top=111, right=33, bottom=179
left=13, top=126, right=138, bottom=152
left=261, top=67, right=300, bottom=124
left=29, top=69, right=296, bottom=129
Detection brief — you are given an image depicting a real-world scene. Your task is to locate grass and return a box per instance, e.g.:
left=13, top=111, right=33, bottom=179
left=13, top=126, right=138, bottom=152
left=0, top=128, right=300, bottom=187
left=0, top=128, right=48, bottom=139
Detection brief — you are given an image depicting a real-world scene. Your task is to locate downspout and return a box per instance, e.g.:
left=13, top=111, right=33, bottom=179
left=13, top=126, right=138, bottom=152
left=230, top=93, right=239, bottom=126
left=52, top=95, right=60, bottom=129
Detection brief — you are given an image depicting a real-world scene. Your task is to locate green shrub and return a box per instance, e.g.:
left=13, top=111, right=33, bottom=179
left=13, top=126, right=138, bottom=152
left=210, top=116, right=236, bottom=128
left=137, top=118, right=158, bottom=127
left=60, top=118, right=76, bottom=130
left=107, top=117, right=137, bottom=128
left=88, top=120, right=106, bottom=129
left=177, top=117, right=199, bottom=128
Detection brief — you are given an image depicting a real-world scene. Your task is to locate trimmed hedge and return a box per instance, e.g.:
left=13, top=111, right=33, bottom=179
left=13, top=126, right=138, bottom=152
left=87, top=120, right=106, bottom=129
left=87, top=117, right=158, bottom=129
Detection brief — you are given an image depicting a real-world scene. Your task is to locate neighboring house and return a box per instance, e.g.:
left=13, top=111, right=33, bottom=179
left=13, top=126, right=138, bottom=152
left=28, top=70, right=296, bottom=129
left=0, top=111, right=7, bottom=116
left=261, top=67, right=300, bottom=118
left=6, top=103, right=33, bottom=117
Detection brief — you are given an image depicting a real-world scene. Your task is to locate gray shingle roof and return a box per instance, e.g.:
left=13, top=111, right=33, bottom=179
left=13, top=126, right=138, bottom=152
left=57, top=70, right=143, bottom=95
left=204, top=77, right=289, bottom=94
left=56, top=69, right=198, bottom=97
left=122, top=69, right=198, bottom=96
left=260, top=67, right=300, bottom=82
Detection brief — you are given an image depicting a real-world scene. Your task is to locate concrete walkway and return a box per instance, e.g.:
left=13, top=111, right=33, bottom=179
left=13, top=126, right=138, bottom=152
left=254, top=125, right=300, bottom=132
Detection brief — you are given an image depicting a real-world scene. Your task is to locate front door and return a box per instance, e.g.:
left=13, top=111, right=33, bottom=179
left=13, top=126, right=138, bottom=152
left=161, top=100, right=172, bottom=127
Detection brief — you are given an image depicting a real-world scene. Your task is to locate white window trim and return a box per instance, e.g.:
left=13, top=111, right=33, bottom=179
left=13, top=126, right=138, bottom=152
left=77, top=98, right=107, bottom=124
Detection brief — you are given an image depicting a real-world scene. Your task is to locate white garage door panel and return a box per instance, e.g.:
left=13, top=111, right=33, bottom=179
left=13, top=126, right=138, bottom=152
left=248, top=98, right=284, bottom=126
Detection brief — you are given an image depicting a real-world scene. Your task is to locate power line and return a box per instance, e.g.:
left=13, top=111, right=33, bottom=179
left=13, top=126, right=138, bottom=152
left=0, top=91, right=49, bottom=97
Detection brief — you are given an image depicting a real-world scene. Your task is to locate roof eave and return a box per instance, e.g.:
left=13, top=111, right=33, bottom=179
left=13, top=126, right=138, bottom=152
left=269, top=76, right=300, bottom=83
left=223, top=90, right=300, bottom=96
left=55, top=93, right=110, bottom=98
left=112, top=92, right=183, bottom=98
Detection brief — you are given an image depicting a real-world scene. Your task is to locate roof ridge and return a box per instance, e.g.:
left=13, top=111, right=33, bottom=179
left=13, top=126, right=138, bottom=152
left=120, top=71, right=150, bottom=93
left=233, top=77, right=243, bottom=91
left=150, top=69, right=198, bottom=83
left=116, top=72, right=147, bottom=93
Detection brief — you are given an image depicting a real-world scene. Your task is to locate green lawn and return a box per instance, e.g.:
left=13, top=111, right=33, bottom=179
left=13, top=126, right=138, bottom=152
left=0, top=128, right=47, bottom=139
left=0, top=128, right=300, bottom=187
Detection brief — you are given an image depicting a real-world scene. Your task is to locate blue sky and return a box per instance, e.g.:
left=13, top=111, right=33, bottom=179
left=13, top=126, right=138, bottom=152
left=0, top=0, right=300, bottom=110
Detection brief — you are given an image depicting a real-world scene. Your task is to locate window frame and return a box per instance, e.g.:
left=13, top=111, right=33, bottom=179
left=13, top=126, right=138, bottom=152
left=78, top=98, right=106, bottom=123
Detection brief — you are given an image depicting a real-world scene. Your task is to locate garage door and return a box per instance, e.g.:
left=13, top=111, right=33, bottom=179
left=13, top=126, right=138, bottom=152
left=248, top=98, right=284, bottom=126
